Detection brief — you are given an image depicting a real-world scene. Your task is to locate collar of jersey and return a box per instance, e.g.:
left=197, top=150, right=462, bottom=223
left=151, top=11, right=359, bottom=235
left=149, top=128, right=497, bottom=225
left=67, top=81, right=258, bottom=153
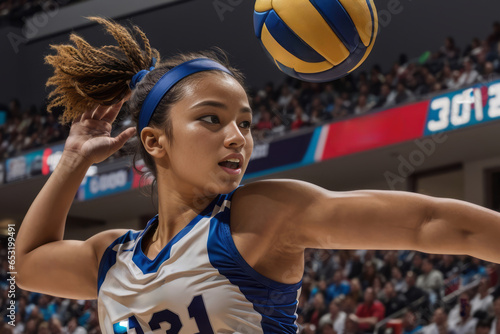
left=132, top=194, right=221, bottom=274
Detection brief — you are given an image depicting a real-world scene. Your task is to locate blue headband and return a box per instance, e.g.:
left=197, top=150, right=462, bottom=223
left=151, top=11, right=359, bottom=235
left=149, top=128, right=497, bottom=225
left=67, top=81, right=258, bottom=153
left=136, top=58, right=233, bottom=133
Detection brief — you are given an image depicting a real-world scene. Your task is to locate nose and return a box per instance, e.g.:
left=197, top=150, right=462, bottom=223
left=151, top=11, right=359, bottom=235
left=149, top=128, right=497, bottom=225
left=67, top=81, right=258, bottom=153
left=224, top=121, right=246, bottom=148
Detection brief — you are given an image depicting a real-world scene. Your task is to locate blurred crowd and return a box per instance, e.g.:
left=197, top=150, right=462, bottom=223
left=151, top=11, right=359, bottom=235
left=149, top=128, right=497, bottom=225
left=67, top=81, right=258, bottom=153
left=2, top=22, right=500, bottom=160
left=0, top=100, right=68, bottom=161
left=1, top=240, right=500, bottom=334
left=295, top=249, right=500, bottom=334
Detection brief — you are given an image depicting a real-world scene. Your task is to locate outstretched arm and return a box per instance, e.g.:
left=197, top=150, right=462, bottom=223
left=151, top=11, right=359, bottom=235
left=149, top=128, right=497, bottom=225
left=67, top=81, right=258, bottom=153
left=248, top=179, right=500, bottom=263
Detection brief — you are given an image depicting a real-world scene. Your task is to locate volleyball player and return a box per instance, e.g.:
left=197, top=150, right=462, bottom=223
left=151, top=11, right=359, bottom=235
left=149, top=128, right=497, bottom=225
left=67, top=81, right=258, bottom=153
left=15, top=18, right=500, bottom=333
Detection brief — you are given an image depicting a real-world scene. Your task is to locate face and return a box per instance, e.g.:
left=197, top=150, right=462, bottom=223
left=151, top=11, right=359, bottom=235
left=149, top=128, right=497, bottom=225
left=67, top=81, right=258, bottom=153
left=364, top=288, right=375, bottom=304
left=150, top=73, right=253, bottom=197
left=384, top=282, right=394, bottom=297
left=433, top=308, right=446, bottom=326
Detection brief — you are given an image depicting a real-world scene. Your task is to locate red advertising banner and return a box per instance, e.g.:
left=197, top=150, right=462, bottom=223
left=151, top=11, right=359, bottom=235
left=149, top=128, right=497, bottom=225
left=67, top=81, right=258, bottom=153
left=320, top=101, right=430, bottom=161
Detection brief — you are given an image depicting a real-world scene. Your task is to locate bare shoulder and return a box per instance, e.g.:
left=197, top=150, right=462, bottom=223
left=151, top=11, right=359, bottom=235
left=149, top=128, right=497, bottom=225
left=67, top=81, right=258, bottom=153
left=88, top=228, right=130, bottom=265
left=232, top=179, right=328, bottom=214
left=230, top=178, right=329, bottom=233
left=234, top=178, right=328, bottom=200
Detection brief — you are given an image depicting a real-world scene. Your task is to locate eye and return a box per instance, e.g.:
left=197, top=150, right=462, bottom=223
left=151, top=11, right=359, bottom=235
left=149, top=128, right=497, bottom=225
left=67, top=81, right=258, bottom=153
left=199, top=115, right=220, bottom=124
left=240, top=121, right=252, bottom=129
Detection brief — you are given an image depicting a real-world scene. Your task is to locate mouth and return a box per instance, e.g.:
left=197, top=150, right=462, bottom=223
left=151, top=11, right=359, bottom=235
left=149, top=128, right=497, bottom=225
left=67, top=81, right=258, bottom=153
left=218, top=159, right=241, bottom=170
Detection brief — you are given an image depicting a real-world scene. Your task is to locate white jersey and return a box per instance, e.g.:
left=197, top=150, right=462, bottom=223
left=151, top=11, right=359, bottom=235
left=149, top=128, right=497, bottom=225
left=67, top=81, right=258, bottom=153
left=97, top=187, right=302, bottom=334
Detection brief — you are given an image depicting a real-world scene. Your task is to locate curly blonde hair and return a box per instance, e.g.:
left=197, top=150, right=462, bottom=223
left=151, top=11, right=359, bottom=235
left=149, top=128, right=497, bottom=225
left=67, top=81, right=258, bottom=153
left=45, top=16, right=159, bottom=124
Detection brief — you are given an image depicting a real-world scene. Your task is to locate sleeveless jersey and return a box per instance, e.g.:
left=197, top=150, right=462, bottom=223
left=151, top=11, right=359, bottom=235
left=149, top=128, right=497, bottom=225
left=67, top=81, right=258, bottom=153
left=97, top=187, right=302, bottom=334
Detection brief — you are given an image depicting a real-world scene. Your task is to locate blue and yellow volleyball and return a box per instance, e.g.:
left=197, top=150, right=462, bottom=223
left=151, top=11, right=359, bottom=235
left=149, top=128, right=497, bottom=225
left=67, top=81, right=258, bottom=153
left=254, top=0, right=378, bottom=82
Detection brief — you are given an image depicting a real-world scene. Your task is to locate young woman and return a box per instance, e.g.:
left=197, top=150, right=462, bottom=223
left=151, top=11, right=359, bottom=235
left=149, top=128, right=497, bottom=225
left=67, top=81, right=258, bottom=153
left=16, top=17, right=500, bottom=334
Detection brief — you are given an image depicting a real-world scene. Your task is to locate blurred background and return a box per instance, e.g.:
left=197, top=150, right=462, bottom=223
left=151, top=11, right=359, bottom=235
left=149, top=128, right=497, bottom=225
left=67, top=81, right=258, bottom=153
left=1, top=0, right=500, bottom=333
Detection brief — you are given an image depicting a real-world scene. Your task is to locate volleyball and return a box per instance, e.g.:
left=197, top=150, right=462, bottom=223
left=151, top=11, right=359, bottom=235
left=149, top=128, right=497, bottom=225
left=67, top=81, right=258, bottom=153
left=253, top=0, right=378, bottom=82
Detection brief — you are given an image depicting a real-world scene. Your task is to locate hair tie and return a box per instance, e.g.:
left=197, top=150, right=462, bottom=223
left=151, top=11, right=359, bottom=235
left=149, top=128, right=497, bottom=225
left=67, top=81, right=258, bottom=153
left=129, top=57, right=157, bottom=90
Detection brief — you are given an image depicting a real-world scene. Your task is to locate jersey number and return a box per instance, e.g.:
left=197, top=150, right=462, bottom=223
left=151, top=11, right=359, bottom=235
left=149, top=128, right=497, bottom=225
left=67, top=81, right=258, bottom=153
left=114, top=295, right=214, bottom=334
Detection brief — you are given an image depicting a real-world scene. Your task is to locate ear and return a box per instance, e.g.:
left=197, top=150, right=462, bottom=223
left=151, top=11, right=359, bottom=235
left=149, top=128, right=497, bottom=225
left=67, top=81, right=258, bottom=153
left=140, top=127, right=168, bottom=158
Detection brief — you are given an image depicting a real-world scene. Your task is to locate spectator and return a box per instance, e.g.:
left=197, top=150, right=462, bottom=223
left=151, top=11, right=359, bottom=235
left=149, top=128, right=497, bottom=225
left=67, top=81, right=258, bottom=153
left=403, top=310, right=424, bottom=334
left=319, top=298, right=347, bottom=333
left=255, top=109, right=273, bottom=131
left=438, top=255, right=461, bottom=280
left=458, top=58, right=481, bottom=87
left=326, top=271, right=351, bottom=302
left=404, top=271, right=428, bottom=306
left=382, top=281, right=407, bottom=317
left=392, top=266, right=408, bottom=293
left=394, top=81, right=414, bottom=105
left=291, top=106, right=307, bottom=130
left=314, top=250, right=337, bottom=283
left=351, top=287, right=386, bottom=333
left=354, top=94, right=372, bottom=115
left=320, top=83, right=336, bottom=109
left=423, top=307, right=456, bottom=334
left=38, top=321, right=50, bottom=334
left=49, top=317, right=64, bottom=334
left=345, top=314, right=359, bottom=334
left=373, top=83, right=394, bottom=110
left=330, top=96, right=350, bottom=119
left=416, top=258, right=444, bottom=304
left=470, top=278, right=494, bottom=316
left=462, top=258, right=488, bottom=286
left=37, top=295, right=56, bottom=322
left=310, top=109, right=323, bottom=126
left=277, top=85, right=293, bottom=110
left=64, top=316, right=87, bottom=334
left=349, top=278, right=364, bottom=304
left=440, top=37, right=460, bottom=61
left=476, top=319, right=492, bottom=334
left=270, top=116, right=286, bottom=137
left=449, top=293, right=479, bottom=334
left=320, top=323, right=336, bottom=334
left=482, top=62, right=496, bottom=81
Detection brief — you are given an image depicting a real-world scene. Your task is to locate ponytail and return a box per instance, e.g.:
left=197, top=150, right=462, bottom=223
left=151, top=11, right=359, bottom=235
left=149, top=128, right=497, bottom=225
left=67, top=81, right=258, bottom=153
left=45, top=16, right=159, bottom=124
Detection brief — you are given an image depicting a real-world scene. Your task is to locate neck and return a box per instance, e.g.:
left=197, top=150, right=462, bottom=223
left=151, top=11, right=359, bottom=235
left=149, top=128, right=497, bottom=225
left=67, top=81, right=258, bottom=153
left=154, top=172, right=218, bottom=246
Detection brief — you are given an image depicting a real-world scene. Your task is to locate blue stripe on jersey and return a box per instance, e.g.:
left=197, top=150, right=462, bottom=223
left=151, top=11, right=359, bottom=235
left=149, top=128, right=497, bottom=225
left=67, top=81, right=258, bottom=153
left=207, top=188, right=302, bottom=334
left=97, top=230, right=141, bottom=293
left=131, top=194, right=222, bottom=275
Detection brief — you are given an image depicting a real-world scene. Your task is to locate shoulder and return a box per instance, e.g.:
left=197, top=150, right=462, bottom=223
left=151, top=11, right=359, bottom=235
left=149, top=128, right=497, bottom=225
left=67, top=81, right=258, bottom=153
left=233, top=178, right=329, bottom=211
left=87, top=229, right=131, bottom=266
left=230, top=178, right=325, bottom=230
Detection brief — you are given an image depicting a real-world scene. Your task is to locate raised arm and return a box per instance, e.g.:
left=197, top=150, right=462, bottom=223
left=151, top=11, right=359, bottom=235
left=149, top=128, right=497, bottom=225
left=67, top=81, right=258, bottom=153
left=245, top=179, right=500, bottom=263
left=16, top=102, right=135, bottom=299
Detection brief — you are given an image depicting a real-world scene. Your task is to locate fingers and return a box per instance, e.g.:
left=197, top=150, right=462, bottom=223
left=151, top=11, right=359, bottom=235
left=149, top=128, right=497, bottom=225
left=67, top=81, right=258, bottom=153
left=110, top=127, right=137, bottom=153
left=100, top=100, right=125, bottom=123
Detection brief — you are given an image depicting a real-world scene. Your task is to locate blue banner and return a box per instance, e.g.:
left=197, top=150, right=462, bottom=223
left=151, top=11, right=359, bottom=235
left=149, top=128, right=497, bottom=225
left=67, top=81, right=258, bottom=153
left=5, top=149, right=44, bottom=182
left=80, top=168, right=133, bottom=201
left=424, top=79, right=500, bottom=135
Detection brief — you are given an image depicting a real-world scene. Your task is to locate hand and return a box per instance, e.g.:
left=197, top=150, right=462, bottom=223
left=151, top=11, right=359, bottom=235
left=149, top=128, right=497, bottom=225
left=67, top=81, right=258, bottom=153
left=63, top=100, right=136, bottom=166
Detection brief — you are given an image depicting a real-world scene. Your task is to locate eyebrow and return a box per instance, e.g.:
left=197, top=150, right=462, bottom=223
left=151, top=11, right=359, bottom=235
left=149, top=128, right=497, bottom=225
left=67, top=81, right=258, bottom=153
left=191, top=100, right=253, bottom=114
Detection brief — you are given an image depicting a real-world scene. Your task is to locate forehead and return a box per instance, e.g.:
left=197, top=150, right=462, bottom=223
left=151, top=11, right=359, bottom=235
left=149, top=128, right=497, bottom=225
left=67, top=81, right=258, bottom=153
left=181, top=72, right=249, bottom=105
